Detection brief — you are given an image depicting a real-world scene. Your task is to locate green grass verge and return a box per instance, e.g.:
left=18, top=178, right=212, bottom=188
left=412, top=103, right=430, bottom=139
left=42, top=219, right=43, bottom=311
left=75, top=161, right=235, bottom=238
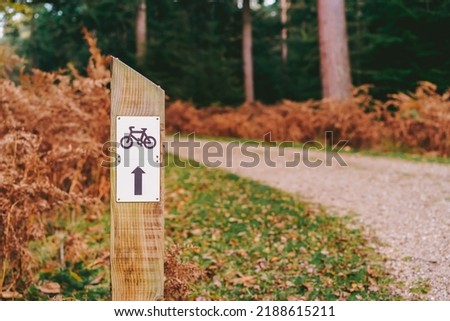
left=25, top=207, right=111, bottom=300
left=165, top=154, right=398, bottom=300
left=25, top=153, right=399, bottom=300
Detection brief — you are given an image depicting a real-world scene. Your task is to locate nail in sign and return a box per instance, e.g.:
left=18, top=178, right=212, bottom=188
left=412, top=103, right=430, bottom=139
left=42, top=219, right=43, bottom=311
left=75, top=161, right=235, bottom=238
left=116, top=116, right=160, bottom=202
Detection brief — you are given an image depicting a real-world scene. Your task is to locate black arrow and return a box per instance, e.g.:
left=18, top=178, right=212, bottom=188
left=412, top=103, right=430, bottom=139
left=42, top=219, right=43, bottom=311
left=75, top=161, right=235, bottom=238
left=131, top=167, right=145, bottom=195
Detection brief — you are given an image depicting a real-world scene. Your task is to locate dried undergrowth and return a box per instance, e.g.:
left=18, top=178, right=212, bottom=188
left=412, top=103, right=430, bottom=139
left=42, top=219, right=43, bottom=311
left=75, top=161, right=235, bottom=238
left=164, top=246, right=204, bottom=300
left=0, top=30, right=110, bottom=294
left=167, top=83, right=450, bottom=157
left=0, top=31, right=201, bottom=300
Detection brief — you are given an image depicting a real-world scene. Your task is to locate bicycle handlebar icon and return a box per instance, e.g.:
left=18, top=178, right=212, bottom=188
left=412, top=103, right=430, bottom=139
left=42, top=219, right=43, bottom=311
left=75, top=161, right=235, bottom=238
left=120, top=126, right=157, bottom=149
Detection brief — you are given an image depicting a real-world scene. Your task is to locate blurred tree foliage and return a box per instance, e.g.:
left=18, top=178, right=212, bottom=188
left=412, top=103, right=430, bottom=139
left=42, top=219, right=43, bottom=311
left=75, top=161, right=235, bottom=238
left=144, top=0, right=243, bottom=106
left=2, top=0, right=450, bottom=105
left=7, top=0, right=139, bottom=70
left=348, top=0, right=450, bottom=97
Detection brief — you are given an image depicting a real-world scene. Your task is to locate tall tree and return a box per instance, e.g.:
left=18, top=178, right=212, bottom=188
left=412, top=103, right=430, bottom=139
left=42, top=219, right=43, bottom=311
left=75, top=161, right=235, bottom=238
left=280, top=0, right=289, bottom=63
left=242, top=0, right=254, bottom=102
left=136, top=0, right=147, bottom=66
left=317, top=0, right=352, bottom=100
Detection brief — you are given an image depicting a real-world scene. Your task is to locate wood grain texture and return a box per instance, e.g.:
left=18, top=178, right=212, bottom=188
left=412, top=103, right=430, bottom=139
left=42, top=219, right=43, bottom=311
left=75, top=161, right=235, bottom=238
left=111, top=58, right=165, bottom=300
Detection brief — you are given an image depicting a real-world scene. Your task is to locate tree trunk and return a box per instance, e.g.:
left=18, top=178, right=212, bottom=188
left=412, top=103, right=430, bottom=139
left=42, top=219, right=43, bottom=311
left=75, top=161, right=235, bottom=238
left=242, top=0, right=254, bottom=103
left=281, top=0, right=290, bottom=63
left=317, top=0, right=352, bottom=100
left=136, top=0, right=147, bottom=66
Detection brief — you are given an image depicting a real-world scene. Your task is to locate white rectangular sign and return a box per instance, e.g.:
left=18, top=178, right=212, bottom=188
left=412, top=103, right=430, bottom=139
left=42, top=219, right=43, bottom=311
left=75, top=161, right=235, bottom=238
left=116, top=116, right=160, bottom=202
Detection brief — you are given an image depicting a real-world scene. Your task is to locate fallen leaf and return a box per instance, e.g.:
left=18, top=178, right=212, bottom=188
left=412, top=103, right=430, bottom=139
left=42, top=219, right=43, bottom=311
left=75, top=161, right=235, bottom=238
left=1, top=291, right=23, bottom=299
left=368, top=277, right=377, bottom=286
left=369, top=285, right=379, bottom=292
left=213, top=275, right=222, bottom=287
left=275, top=222, right=285, bottom=228
left=285, top=281, right=295, bottom=288
left=90, top=272, right=105, bottom=285
left=287, top=295, right=306, bottom=301
left=302, top=282, right=314, bottom=292
left=70, top=271, right=83, bottom=282
left=230, top=276, right=256, bottom=286
left=189, top=228, right=202, bottom=236
left=50, top=294, right=64, bottom=301
left=39, top=281, right=61, bottom=294
left=88, top=254, right=109, bottom=268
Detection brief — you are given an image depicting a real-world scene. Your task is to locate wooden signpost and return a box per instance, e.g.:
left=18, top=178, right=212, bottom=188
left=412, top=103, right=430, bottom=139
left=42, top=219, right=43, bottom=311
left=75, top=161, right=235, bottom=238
left=110, top=58, right=165, bottom=300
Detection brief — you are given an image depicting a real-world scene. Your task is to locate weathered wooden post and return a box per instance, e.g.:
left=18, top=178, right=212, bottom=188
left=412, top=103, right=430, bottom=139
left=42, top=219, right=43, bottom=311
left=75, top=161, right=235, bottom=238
left=110, top=58, right=165, bottom=300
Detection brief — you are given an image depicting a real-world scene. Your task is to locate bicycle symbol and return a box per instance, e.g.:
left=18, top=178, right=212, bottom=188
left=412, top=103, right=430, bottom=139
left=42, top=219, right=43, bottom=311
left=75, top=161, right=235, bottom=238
left=120, top=126, right=157, bottom=149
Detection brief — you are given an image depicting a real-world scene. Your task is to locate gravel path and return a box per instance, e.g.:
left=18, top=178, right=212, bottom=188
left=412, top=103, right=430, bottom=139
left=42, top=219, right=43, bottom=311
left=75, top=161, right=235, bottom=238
left=166, top=137, right=450, bottom=300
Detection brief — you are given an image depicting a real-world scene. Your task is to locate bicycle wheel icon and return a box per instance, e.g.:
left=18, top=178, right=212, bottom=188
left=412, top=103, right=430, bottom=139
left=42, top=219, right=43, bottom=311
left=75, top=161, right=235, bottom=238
left=120, top=135, right=134, bottom=149
left=143, top=136, right=157, bottom=149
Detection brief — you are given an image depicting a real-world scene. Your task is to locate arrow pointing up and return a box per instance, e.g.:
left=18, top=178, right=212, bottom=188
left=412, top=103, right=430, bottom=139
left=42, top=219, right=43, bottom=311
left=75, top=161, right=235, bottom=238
left=131, top=167, right=145, bottom=195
